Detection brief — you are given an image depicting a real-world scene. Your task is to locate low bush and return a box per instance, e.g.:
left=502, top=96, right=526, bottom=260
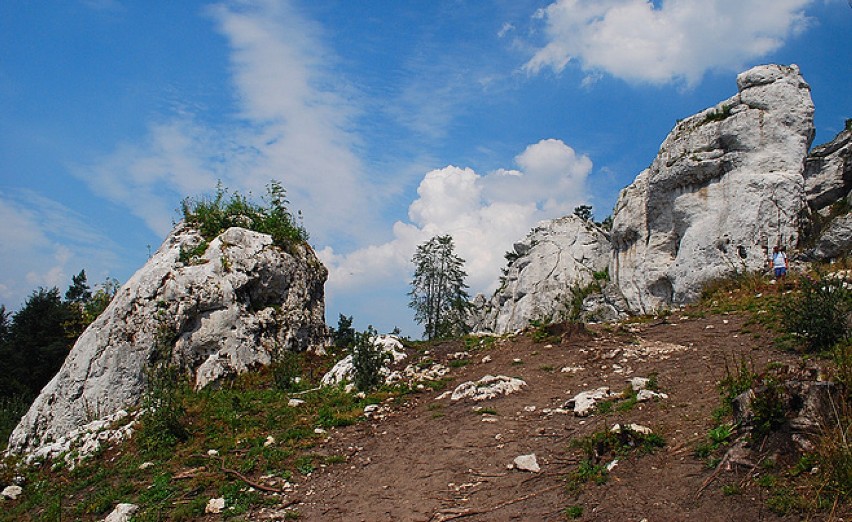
left=781, top=272, right=851, bottom=353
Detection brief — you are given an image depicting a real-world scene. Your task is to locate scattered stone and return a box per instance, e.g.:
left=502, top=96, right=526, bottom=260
left=207, top=449, right=219, bottom=457
left=321, top=335, right=407, bottom=388
left=206, top=497, right=226, bottom=514
left=1, top=485, right=22, bottom=500
left=611, top=423, right=653, bottom=435
left=628, top=377, right=650, bottom=391
left=564, top=387, right=614, bottom=416
left=606, top=459, right=620, bottom=472
left=363, top=404, right=380, bottom=417
left=314, top=428, right=327, bottom=435
left=481, top=355, right=492, bottom=363
left=636, top=389, right=669, bottom=402
left=138, top=461, right=154, bottom=470
left=104, top=503, right=139, bottom=522
left=512, top=454, right=540, bottom=473
left=288, top=398, right=305, bottom=407
left=264, top=436, right=275, bottom=447
left=561, top=366, right=584, bottom=373
left=439, top=375, right=527, bottom=402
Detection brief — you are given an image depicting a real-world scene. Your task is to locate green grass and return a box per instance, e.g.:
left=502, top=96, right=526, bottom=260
left=0, top=357, right=413, bottom=522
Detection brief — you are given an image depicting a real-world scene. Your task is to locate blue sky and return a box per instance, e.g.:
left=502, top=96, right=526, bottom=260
left=1, top=0, right=850, bottom=337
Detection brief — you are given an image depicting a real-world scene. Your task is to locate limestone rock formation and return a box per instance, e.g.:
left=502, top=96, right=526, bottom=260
left=468, top=215, right=611, bottom=333
left=610, top=64, right=815, bottom=313
left=7, top=224, right=327, bottom=455
left=804, top=126, right=851, bottom=213
left=802, top=126, right=852, bottom=260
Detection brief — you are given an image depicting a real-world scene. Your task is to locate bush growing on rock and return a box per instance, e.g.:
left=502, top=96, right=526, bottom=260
left=351, top=326, right=387, bottom=392
left=181, top=181, right=308, bottom=247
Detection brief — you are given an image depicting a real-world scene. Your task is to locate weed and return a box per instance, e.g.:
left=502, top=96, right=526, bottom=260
left=178, top=240, right=209, bottom=264
left=476, top=407, right=498, bottom=416
left=563, top=505, right=584, bottom=519
left=270, top=346, right=303, bottom=392
left=448, top=359, right=470, bottom=368
left=721, top=484, right=741, bottom=495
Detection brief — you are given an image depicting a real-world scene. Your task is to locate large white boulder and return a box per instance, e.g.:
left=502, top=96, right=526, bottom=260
left=7, top=224, right=328, bottom=455
left=469, top=215, right=610, bottom=333
left=610, top=64, right=815, bottom=313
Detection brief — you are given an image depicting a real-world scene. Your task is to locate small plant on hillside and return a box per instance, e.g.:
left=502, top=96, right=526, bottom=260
left=137, top=318, right=189, bottom=455
left=351, top=326, right=387, bottom=392
left=781, top=272, right=851, bottom=353
left=270, top=345, right=303, bottom=392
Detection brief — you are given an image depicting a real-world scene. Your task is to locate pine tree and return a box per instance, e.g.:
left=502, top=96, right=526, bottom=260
left=408, top=235, right=470, bottom=340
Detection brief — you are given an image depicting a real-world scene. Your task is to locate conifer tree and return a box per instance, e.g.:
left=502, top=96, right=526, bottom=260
left=408, top=235, right=470, bottom=340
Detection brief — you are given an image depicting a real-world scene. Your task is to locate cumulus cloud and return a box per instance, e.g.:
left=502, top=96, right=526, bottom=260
left=75, top=0, right=373, bottom=247
left=321, top=139, right=593, bottom=297
left=0, top=190, right=120, bottom=308
left=524, top=0, right=813, bottom=86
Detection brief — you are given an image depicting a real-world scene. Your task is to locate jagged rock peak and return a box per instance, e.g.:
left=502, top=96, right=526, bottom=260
left=610, top=64, right=815, bottom=314
left=468, top=215, right=610, bottom=333
left=7, top=223, right=328, bottom=455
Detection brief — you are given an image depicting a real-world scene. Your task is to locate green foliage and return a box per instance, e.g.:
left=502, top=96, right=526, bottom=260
left=781, top=272, right=851, bottom=353
left=332, top=314, right=356, bottom=348
left=270, top=346, right=303, bottom=392
left=563, top=505, right=584, bottom=519
left=181, top=181, right=309, bottom=247
left=351, top=326, right=387, bottom=392
left=137, top=320, right=189, bottom=456
left=178, top=239, right=209, bottom=264
left=573, top=204, right=593, bottom=222
left=408, top=235, right=470, bottom=340
left=702, top=103, right=733, bottom=124
left=0, top=394, right=31, bottom=451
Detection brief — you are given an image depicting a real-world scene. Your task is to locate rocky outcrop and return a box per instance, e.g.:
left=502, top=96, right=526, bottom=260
left=468, top=215, right=610, bottom=333
left=804, top=126, right=851, bottom=213
left=802, top=126, right=852, bottom=260
left=610, top=64, right=815, bottom=313
left=7, top=224, right=328, bottom=455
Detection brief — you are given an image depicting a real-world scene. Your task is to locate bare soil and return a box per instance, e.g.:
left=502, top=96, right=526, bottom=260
left=253, top=313, right=846, bottom=521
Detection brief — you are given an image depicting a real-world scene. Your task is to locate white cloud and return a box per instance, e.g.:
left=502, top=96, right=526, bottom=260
left=323, top=139, right=593, bottom=298
left=74, top=0, right=374, bottom=247
left=524, top=0, right=813, bottom=86
left=0, top=191, right=120, bottom=309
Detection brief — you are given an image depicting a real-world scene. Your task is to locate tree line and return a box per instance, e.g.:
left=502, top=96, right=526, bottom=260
left=0, top=271, right=118, bottom=404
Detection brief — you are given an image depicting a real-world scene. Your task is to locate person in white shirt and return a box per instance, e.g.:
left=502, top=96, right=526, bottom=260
left=771, top=246, right=787, bottom=279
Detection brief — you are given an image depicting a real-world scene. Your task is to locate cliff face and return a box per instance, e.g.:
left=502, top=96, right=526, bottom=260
left=472, top=64, right=852, bottom=324
left=609, top=64, right=815, bottom=313
left=7, top=224, right=328, bottom=455
left=468, top=215, right=610, bottom=333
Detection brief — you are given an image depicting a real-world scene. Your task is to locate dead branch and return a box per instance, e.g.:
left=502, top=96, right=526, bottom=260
left=432, top=483, right=562, bottom=521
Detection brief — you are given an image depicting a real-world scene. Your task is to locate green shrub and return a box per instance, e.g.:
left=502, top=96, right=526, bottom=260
left=351, top=326, right=387, bottom=392
left=137, top=321, right=189, bottom=455
left=782, top=272, right=851, bottom=353
left=270, top=346, right=303, bottom=392
left=181, top=181, right=308, bottom=247
left=0, top=394, right=31, bottom=451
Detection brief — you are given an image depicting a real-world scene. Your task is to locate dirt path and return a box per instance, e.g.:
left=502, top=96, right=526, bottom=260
left=258, top=313, right=819, bottom=521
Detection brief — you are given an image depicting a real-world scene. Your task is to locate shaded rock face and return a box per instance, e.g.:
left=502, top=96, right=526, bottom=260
left=468, top=215, right=610, bottom=333
left=803, top=127, right=852, bottom=260
left=7, top=224, right=327, bottom=455
left=804, top=127, right=851, bottom=213
left=610, top=64, right=815, bottom=313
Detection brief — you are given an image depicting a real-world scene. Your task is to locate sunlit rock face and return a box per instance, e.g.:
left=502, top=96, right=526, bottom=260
left=7, top=224, right=328, bottom=455
left=468, top=215, right=611, bottom=333
left=610, top=64, right=815, bottom=313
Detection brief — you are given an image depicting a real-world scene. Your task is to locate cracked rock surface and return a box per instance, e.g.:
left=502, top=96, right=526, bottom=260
left=610, top=64, right=815, bottom=314
left=468, top=215, right=610, bottom=333
left=7, top=224, right=328, bottom=455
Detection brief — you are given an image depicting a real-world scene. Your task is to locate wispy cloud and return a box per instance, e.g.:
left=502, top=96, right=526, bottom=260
left=0, top=190, right=120, bottom=308
left=74, top=0, right=375, bottom=248
left=524, top=0, right=813, bottom=86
